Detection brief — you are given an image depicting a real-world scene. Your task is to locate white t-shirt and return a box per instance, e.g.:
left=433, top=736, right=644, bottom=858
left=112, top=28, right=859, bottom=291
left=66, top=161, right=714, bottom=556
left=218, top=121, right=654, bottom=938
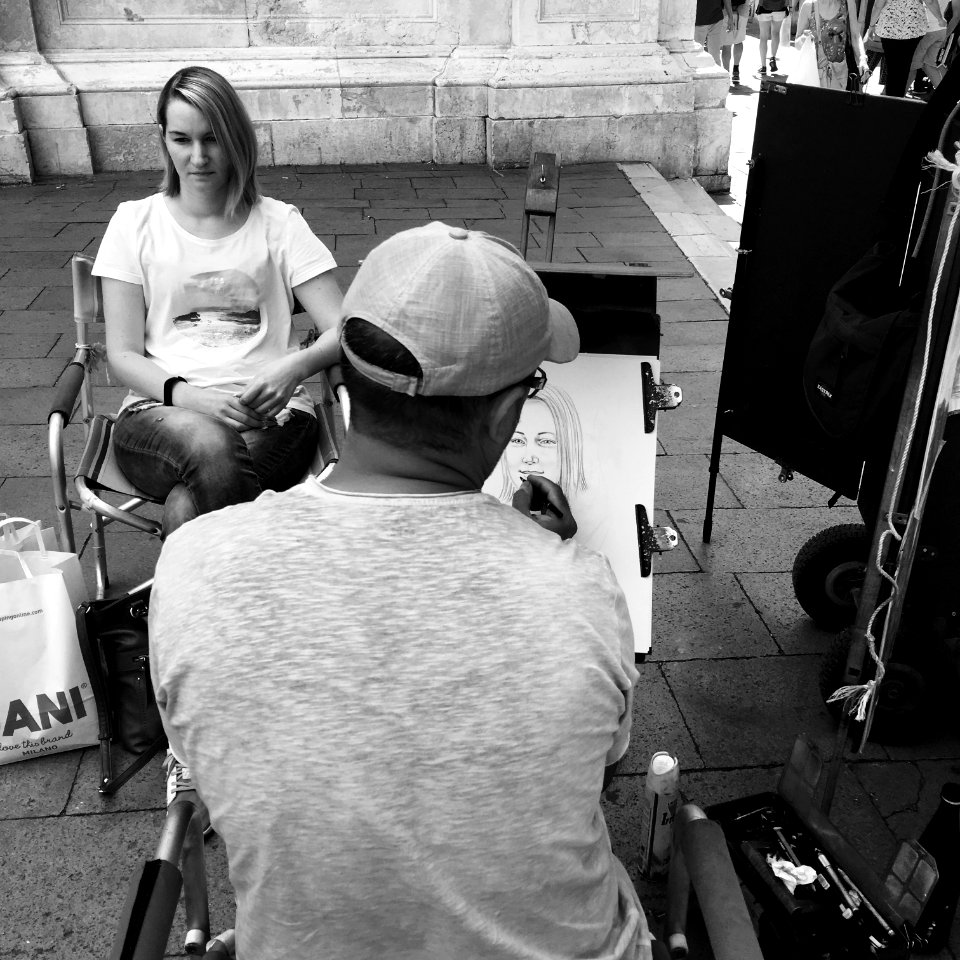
left=150, top=481, right=650, bottom=960
left=92, top=193, right=336, bottom=415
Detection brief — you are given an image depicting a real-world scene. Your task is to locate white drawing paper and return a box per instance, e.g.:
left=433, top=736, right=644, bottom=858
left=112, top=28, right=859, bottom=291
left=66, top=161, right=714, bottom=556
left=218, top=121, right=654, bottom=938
left=483, top=352, right=661, bottom=654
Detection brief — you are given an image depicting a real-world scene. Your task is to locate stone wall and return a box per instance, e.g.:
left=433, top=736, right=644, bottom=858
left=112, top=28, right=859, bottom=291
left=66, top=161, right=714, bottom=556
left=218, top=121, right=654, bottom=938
left=0, top=1, right=730, bottom=187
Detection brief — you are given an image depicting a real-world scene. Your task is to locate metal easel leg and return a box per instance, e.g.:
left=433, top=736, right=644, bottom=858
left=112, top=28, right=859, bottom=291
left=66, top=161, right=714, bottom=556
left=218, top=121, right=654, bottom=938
left=519, top=213, right=531, bottom=259
left=544, top=215, right=556, bottom=262
left=702, top=424, right=725, bottom=543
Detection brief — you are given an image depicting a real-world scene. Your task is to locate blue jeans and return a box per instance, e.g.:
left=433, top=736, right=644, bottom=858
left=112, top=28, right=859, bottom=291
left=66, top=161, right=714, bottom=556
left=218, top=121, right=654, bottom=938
left=114, top=402, right=319, bottom=536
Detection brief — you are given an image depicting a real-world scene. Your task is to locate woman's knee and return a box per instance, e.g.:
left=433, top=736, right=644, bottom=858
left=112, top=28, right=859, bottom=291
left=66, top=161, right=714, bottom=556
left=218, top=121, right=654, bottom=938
left=163, top=484, right=198, bottom=539
left=115, top=406, right=259, bottom=509
left=178, top=416, right=248, bottom=463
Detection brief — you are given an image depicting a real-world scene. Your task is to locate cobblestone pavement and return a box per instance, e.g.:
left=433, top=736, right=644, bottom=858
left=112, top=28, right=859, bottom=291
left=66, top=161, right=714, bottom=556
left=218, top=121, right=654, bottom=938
left=1, top=160, right=958, bottom=958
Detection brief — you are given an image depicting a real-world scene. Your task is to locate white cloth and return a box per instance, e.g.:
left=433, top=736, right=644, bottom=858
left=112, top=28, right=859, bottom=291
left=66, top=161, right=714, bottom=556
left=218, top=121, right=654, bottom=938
left=92, top=194, right=336, bottom=416
left=150, top=480, right=650, bottom=960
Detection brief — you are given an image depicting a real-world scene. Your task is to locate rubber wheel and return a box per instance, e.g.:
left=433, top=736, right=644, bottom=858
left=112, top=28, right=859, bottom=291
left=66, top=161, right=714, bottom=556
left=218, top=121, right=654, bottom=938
left=819, top=628, right=930, bottom=744
left=793, top=524, right=869, bottom=629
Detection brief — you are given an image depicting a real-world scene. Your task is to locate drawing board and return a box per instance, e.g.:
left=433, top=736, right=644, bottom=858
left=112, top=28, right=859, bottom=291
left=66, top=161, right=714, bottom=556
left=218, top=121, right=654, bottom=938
left=483, top=351, right=659, bottom=654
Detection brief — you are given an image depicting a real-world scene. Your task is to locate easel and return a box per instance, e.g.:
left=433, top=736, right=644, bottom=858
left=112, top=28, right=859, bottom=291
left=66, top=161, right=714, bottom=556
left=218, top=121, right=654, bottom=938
left=520, top=151, right=560, bottom=261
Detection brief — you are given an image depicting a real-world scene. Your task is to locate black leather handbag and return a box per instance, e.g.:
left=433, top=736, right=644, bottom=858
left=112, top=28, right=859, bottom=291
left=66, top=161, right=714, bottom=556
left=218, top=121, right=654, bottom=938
left=75, top=581, right=167, bottom=794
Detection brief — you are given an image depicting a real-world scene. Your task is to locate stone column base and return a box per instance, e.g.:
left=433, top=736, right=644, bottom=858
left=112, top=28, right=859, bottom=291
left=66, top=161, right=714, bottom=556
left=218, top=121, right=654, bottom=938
left=0, top=87, right=32, bottom=184
left=2, top=45, right=731, bottom=182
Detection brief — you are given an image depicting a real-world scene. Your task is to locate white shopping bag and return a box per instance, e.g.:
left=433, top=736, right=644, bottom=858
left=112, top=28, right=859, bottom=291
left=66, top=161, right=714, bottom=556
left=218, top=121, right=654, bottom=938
left=0, top=551, right=98, bottom=765
left=0, top=518, right=88, bottom=612
left=0, top=516, right=59, bottom=553
left=791, top=37, right=821, bottom=87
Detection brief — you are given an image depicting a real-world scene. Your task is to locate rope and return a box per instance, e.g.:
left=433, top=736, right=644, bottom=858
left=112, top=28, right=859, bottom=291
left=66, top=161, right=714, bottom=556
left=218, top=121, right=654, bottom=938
left=75, top=341, right=108, bottom=380
left=828, top=145, right=960, bottom=722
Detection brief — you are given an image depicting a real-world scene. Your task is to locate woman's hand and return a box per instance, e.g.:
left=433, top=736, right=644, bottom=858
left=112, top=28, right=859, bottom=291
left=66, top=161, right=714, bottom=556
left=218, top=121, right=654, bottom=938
left=174, top=383, right=269, bottom=432
left=237, top=353, right=304, bottom=420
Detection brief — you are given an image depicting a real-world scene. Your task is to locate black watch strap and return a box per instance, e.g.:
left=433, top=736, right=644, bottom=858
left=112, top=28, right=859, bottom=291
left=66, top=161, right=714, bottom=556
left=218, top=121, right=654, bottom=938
left=163, top=376, right=186, bottom=407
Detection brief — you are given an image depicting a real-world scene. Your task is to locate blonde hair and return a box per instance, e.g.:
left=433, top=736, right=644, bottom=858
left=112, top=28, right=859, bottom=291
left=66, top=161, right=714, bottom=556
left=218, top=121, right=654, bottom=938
left=497, top=384, right=587, bottom=500
left=157, top=66, right=259, bottom=219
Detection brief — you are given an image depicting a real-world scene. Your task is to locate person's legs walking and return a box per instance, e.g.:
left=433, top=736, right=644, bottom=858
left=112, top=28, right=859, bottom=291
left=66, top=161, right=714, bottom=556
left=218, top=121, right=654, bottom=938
left=881, top=36, right=923, bottom=95
left=769, top=11, right=783, bottom=69
left=759, top=17, right=771, bottom=69
left=694, top=22, right=711, bottom=55
left=705, top=19, right=725, bottom=64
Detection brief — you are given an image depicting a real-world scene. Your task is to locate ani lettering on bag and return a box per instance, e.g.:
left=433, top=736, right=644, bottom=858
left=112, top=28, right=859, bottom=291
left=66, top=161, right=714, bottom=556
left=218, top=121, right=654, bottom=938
left=3, top=686, right=89, bottom=740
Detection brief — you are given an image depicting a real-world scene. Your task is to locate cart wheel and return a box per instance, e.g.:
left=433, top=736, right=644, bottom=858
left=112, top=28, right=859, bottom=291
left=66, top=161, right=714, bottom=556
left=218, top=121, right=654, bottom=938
left=793, top=524, right=869, bottom=629
left=819, top=628, right=930, bottom=743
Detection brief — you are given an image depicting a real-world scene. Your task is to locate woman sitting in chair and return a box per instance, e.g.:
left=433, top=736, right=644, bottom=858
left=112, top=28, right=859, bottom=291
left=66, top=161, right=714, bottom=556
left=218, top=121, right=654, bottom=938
left=94, top=66, right=342, bottom=538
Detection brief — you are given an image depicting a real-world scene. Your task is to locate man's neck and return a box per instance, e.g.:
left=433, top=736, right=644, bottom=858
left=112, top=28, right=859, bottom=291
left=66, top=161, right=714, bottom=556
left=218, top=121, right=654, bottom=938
left=321, top=431, right=488, bottom=496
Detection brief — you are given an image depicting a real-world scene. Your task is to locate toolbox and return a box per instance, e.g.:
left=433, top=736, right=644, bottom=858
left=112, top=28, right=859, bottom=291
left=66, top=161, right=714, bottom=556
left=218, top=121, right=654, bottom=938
left=706, top=738, right=937, bottom=960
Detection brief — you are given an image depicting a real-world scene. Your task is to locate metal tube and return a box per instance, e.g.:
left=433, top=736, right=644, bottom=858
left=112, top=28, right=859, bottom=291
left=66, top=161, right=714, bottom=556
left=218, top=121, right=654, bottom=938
left=519, top=214, right=531, bottom=258
left=155, top=800, right=195, bottom=864
left=670, top=805, right=764, bottom=960
left=48, top=413, right=76, bottom=553
left=75, top=480, right=163, bottom=535
left=544, top=216, right=556, bottom=262
left=182, top=809, right=210, bottom=954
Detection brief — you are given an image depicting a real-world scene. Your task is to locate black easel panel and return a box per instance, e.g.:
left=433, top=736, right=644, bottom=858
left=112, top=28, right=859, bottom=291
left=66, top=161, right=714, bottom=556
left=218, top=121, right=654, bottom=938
left=715, top=84, right=923, bottom=499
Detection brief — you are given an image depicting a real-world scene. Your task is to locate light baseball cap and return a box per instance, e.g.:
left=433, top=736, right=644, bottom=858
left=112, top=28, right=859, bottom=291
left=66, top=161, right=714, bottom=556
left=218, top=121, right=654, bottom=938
left=340, top=221, right=579, bottom=396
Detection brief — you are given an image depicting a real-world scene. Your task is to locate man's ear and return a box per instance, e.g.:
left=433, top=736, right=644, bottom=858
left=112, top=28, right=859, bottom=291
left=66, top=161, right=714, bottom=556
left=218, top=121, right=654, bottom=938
left=483, top=386, right=527, bottom=449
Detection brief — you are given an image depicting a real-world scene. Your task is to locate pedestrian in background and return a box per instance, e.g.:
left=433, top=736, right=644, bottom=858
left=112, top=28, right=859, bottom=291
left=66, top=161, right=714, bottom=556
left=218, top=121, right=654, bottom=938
left=795, top=0, right=870, bottom=88
left=866, top=0, right=947, bottom=95
left=697, top=0, right=737, bottom=65
left=909, top=0, right=953, bottom=90
left=757, top=0, right=789, bottom=73
left=722, top=0, right=754, bottom=84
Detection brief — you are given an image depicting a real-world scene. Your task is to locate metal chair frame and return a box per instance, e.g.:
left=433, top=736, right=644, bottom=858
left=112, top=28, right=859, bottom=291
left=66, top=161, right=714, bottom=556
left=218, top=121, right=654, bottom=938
left=48, top=253, right=162, bottom=599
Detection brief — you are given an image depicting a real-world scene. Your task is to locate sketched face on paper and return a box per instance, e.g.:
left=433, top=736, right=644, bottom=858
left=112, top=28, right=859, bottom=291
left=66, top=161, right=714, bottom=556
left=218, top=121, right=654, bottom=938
left=505, top=397, right=561, bottom=486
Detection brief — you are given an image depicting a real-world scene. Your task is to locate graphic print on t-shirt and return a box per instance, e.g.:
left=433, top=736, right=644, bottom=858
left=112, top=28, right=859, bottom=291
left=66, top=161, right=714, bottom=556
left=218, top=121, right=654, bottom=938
left=173, top=268, right=263, bottom=348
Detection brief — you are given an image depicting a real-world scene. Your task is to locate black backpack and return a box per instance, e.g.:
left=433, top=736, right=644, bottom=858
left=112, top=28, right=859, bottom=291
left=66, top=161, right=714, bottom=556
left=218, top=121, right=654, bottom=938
left=802, top=241, right=921, bottom=446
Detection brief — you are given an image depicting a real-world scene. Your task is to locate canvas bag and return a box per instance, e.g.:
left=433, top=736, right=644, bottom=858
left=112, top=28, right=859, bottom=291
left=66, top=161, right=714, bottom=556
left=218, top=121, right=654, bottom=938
left=803, top=242, right=920, bottom=444
left=0, top=550, right=98, bottom=765
left=0, top=514, right=58, bottom=552
left=0, top=518, right=88, bottom=612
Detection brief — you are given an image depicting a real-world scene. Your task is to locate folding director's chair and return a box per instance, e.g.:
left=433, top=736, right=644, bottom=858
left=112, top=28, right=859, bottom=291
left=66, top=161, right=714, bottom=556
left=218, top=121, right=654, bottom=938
left=109, top=794, right=233, bottom=959
left=114, top=798, right=764, bottom=960
left=48, top=253, right=343, bottom=599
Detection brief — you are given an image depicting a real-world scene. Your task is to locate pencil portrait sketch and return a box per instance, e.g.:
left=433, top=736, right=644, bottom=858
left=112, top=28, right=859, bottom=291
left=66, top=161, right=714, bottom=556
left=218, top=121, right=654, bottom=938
left=494, top=384, right=588, bottom=502
left=483, top=354, right=660, bottom=654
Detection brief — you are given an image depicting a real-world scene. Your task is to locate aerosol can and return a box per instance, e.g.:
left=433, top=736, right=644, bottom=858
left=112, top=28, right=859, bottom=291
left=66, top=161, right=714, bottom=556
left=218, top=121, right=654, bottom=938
left=637, top=751, right=680, bottom=879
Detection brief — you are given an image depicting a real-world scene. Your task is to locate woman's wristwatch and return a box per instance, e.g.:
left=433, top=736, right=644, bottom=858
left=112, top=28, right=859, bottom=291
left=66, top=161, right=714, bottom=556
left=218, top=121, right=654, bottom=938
left=163, top=376, right=186, bottom=407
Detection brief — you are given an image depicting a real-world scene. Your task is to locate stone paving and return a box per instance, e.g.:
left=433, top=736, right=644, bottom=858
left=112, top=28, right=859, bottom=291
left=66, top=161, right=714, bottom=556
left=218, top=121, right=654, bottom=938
left=1, top=159, right=959, bottom=959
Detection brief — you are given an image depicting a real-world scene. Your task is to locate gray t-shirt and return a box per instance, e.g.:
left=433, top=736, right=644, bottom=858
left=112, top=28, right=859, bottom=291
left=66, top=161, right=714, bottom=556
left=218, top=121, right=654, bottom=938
left=151, top=480, right=649, bottom=960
